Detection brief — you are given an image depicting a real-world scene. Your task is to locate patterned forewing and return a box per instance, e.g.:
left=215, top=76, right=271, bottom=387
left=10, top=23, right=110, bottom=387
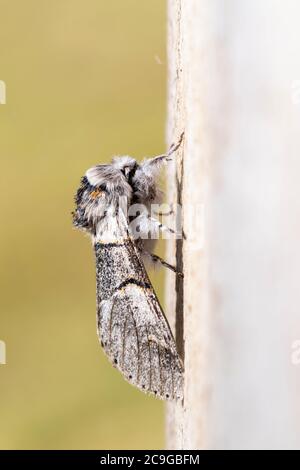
left=95, top=233, right=183, bottom=400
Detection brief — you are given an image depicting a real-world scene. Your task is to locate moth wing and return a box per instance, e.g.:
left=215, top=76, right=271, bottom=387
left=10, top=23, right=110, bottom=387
left=96, top=217, right=184, bottom=401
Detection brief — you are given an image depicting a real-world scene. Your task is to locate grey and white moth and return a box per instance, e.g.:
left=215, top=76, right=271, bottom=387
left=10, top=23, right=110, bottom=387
left=72, top=134, right=184, bottom=401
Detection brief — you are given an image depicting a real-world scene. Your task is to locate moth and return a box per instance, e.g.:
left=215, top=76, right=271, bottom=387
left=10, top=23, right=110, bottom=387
left=72, top=133, right=184, bottom=400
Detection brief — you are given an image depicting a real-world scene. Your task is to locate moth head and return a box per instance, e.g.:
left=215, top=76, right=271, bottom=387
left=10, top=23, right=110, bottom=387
left=111, top=156, right=139, bottom=182
left=86, top=156, right=139, bottom=188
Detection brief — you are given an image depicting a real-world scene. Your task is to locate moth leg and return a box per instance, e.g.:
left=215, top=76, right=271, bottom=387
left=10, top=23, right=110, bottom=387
left=153, top=204, right=174, bottom=217
left=154, top=216, right=186, bottom=240
left=144, top=132, right=184, bottom=168
left=133, top=213, right=184, bottom=240
left=149, top=217, right=185, bottom=240
left=134, top=213, right=175, bottom=238
left=143, top=251, right=183, bottom=277
left=147, top=216, right=176, bottom=235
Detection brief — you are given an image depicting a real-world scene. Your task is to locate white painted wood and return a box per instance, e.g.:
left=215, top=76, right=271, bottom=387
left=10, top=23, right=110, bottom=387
left=166, top=0, right=300, bottom=450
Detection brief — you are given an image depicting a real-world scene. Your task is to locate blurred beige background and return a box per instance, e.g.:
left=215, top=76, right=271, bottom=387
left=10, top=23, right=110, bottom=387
left=0, top=0, right=167, bottom=449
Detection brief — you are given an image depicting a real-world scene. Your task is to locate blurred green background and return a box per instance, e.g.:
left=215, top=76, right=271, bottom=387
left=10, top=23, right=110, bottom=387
left=0, top=0, right=167, bottom=449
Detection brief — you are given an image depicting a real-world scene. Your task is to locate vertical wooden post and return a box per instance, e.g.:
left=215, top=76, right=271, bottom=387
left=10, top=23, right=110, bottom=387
left=166, top=0, right=300, bottom=450
left=166, top=0, right=212, bottom=450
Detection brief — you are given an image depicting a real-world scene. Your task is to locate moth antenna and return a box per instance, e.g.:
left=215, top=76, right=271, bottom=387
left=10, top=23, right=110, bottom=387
left=143, top=131, right=184, bottom=169
left=167, top=131, right=185, bottom=158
